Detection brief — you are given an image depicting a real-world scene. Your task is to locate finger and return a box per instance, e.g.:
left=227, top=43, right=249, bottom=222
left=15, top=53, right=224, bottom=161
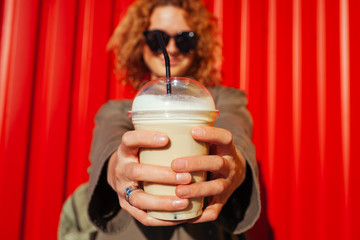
left=188, top=203, right=223, bottom=223
left=175, top=179, right=230, bottom=198
left=172, top=155, right=228, bottom=174
left=123, top=205, right=186, bottom=226
left=126, top=162, right=192, bottom=184
left=124, top=190, right=189, bottom=211
left=121, top=130, right=169, bottom=154
left=191, top=126, right=233, bottom=146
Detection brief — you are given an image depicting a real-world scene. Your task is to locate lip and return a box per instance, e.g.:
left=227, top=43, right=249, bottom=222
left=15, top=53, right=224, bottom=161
left=161, top=58, right=180, bottom=66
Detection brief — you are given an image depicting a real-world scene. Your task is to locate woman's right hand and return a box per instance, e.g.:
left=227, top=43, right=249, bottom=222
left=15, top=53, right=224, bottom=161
left=106, top=130, right=192, bottom=226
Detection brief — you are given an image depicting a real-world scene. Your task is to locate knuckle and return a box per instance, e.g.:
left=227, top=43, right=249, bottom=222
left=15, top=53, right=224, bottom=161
left=114, top=184, right=122, bottom=195
left=215, top=180, right=226, bottom=194
left=119, top=198, right=125, bottom=208
left=130, top=196, right=139, bottom=207
left=214, top=156, right=225, bottom=171
left=142, top=219, right=151, bottom=226
left=127, top=164, right=142, bottom=180
left=121, top=132, right=132, bottom=146
left=207, top=210, right=218, bottom=221
left=224, top=131, right=233, bottom=145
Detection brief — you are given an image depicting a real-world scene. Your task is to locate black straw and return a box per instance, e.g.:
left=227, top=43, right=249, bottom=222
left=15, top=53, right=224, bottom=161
left=155, top=30, right=171, bottom=94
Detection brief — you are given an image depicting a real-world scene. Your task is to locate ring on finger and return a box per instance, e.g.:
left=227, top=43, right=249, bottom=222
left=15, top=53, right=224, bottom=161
left=125, top=186, right=142, bottom=206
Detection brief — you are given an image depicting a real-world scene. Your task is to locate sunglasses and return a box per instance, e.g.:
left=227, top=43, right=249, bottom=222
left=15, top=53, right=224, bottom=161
left=143, top=30, right=198, bottom=54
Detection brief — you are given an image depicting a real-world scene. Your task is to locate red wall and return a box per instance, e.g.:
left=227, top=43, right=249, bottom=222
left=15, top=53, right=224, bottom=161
left=1, top=0, right=359, bottom=239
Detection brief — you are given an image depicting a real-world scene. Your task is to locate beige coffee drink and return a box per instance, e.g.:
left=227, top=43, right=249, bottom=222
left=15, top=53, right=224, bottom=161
left=129, top=77, right=218, bottom=220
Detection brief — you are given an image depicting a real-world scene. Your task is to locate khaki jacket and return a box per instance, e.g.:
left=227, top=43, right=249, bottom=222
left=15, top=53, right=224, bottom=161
left=59, top=86, right=260, bottom=240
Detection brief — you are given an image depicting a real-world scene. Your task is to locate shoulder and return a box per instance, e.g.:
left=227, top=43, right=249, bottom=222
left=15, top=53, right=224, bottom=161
left=207, top=86, right=248, bottom=107
left=95, top=100, right=133, bottom=120
left=98, top=100, right=133, bottom=112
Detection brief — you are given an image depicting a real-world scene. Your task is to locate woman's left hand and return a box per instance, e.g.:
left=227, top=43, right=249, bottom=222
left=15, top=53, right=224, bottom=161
left=171, top=126, right=246, bottom=223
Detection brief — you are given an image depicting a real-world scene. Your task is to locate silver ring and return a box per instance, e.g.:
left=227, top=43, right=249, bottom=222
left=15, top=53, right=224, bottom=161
left=125, top=186, right=141, bottom=206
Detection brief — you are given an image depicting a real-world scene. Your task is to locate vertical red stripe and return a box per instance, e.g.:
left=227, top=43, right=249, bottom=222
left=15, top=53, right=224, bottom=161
left=240, top=0, right=249, bottom=92
left=213, top=0, right=223, bottom=39
left=266, top=0, right=276, bottom=223
left=316, top=0, right=326, bottom=196
left=212, top=0, right=223, bottom=76
left=0, top=0, right=13, bottom=125
left=348, top=0, right=360, bottom=238
left=292, top=0, right=302, bottom=238
left=266, top=0, right=277, bottom=236
left=78, top=0, right=94, bottom=112
left=221, top=0, right=241, bottom=87
left=324, top=1, right=342, bottom=238
left=292, top=0, right=301, bottom=188
left=0, top=0, right=18, bottom=237
left=339, top=0, right=350, bottom=239
left=339, top=0, right=350, bottom=205
left=316, top=0, right=327, bottom=239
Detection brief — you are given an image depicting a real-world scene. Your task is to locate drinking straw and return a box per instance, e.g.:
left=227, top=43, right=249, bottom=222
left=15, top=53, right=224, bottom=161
left=155, top=30, right=172, bottom=94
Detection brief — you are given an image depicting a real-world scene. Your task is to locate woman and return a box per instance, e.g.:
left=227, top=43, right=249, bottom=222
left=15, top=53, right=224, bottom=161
left=59, top=0, right=260, bottom=239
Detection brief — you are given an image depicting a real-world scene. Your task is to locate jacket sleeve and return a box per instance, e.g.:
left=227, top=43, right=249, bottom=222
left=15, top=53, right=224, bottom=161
left=87, top=100, right=134, bottom=233
left=58, top=183, right=97, bottom=240
left=209, top=86, right=261, bottom=234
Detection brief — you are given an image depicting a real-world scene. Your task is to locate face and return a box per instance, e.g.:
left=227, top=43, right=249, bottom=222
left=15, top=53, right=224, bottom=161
left=143, top=6, right=195, bottom=80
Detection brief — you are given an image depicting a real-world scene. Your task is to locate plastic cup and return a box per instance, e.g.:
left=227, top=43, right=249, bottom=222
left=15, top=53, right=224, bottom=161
left=128, top=77, right=219, bottom=220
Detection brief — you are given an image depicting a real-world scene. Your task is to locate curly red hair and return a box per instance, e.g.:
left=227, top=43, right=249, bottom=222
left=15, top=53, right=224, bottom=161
left=107, top=0, right=222, bottom=88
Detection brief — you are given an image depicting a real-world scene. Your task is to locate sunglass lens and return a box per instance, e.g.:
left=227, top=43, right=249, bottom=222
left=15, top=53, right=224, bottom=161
left=176, top=32, right=198, bottom=53
left=144, top=31, right=160, bottom=52
left=144, top=30, right=170, bottom=53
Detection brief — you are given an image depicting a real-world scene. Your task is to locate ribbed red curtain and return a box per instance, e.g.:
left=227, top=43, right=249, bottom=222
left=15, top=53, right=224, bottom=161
left=1, top=0, right=359, bottom=239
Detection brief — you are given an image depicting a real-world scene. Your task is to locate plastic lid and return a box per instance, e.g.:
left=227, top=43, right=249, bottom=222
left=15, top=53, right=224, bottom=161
left=128, top=77, right=219, bottom=120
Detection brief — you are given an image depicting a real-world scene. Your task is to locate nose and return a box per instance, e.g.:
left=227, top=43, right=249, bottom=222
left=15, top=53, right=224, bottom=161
left=166, top=38, right=179, bottom=55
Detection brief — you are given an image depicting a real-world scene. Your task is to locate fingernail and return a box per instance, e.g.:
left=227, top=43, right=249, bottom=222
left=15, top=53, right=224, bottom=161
left=192, top=128, right=205, bottom=137
left=154, top=134, right=166, bottom=142
left=174, top=159, right=187, bottom=170
left=176, top=173, right=190, bottom=182
left=172, top=199, right=187, bottom=209
left=179, top=186, right=191, bottom=196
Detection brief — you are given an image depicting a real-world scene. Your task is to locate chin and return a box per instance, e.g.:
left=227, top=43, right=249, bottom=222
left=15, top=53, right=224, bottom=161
left=151, top=65, right=189, bottom=78
left=168, top=66, right=186, bottom=77
left=171, top=71, right=187, bottom=78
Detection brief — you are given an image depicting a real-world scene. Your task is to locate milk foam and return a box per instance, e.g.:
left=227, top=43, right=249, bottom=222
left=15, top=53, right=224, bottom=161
left=132, top=94, right=216, bottom=111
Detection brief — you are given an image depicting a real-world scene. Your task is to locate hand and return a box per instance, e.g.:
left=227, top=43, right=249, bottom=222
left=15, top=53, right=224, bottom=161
left=171, top=126, right=246, bottom=223
left=107, top=130, right=192, bottom=226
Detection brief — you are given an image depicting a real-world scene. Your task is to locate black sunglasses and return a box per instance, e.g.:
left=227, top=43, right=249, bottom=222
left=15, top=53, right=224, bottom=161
left=143, top=30, right=198, bottom=54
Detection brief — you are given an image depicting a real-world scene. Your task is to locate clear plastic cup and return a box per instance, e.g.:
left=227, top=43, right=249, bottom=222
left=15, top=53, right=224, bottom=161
left=128, top=77, right=219, bottom=220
